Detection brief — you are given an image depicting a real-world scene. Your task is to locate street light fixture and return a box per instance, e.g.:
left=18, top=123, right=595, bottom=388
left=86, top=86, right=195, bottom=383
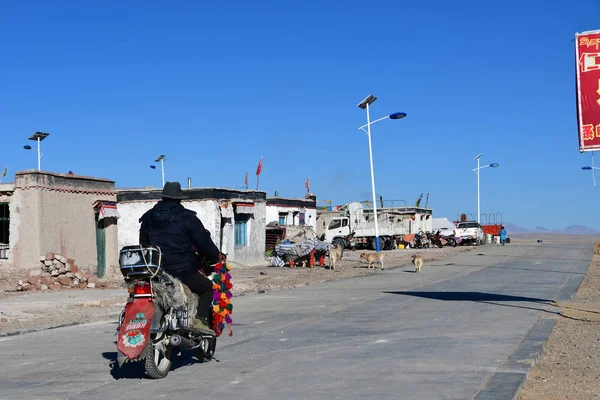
left=149, top=155, right=166, bottom=187
left=581, top=166, right=600, bottom=186
left=23, top=132, right=50, bottom=171
left=581, top=151, right=599, bottom=186
left=473, top=153, right=499, bottom=224
left=357, top=94, right=407, bottom=252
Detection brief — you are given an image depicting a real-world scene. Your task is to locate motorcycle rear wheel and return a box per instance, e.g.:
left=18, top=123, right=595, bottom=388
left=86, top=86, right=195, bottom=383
left=144, top=333, right=173, bottom=379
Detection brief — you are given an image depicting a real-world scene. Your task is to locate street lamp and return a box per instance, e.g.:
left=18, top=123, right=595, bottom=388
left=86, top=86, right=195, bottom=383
left=23, top=131, right=50, bottom=171
left=357, top=94, right=407, bottom=252
left=581, top=151, right=599, bottom=186
left=473, top=153, right=499, bottom=224
left=581, top=166, right=600, bottom=186
left=149, top=155, right=166, bottom=187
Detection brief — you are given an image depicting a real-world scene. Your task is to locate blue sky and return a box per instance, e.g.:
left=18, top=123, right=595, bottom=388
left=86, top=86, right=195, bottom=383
left=1, top=0, right=599, bottom=229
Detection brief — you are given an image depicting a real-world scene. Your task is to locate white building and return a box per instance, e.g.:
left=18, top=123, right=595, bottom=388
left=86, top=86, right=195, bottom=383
left=117, top=187, right=267, bottom=266
left=265, top=196, right=317, bottom=232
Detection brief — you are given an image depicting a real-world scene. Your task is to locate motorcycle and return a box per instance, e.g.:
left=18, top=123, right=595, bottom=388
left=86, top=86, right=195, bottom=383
left=428, top=230, right=445, bottom=248
left=441, top=234, right=459, bottom=247
left=413, top=231, right=430, bottom=249
left=115, top=245, right=232, bottom=379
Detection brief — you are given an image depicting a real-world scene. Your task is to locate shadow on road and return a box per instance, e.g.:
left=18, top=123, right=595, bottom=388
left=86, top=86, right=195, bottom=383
left=475, top=253, right=592, bottom=263
left=384, top=291, right=560, bottom=314
left=102, top=349, right=206, bottom=380
left=485, top=265, right=587, bottom=275
left=429, top=262, right=586, bottom=275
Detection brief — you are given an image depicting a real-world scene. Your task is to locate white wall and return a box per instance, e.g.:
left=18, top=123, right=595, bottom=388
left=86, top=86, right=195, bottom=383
left=232, top=202, right=266, bottom=265
left=266, top=205, right=317, bottom=232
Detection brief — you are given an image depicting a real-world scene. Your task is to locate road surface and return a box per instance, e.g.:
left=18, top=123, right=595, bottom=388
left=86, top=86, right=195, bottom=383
left=0, top=242, right=591, bottom=400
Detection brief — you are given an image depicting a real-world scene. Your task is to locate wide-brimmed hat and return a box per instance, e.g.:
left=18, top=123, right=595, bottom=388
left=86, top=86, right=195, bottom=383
left=161, top=181, right=186, bottom=200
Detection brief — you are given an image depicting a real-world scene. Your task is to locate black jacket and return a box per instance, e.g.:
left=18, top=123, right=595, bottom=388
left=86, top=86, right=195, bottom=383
left=139, top=200, right=220, bottom=277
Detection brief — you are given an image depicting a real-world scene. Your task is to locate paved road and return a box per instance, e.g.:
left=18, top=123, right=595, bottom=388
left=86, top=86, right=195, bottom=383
left=0, top=242, right=592, bottom=400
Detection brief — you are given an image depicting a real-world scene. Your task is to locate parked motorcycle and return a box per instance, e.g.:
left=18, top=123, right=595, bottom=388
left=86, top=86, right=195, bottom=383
left=441, top=235, right=457, bottom=247
left=441, top=234, right=459, bottom=247
left=116, top=245, right=231, bottom=379
left=413, top=231, right=430, bottom=249
left=428, top=231, right=444, bottom=248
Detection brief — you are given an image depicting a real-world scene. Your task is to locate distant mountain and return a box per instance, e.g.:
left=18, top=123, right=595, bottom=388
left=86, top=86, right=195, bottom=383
left=531, top=226, right=551, bottom=233
left=501, top=222, right=530, bottom=233
left=560, top=225, right=600, bottom=235
left=501, top=222, right=600, bottom=235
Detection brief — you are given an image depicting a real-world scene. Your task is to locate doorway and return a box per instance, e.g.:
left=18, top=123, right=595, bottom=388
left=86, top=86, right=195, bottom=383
left=94, top=212, right=106, bottom=277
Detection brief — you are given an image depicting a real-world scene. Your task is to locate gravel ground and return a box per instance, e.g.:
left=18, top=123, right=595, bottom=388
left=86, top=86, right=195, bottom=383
left=517, top=245, right=600, bottom=400
left=0, top=245, right=472, bottom=334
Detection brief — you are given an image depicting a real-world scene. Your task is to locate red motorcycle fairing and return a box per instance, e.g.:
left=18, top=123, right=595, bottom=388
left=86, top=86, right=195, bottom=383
left=116, top=298, right=156, bottom=361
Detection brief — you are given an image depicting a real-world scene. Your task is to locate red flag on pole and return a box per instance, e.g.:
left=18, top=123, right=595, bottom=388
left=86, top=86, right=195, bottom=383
left=256, top=157, right=263, bottom=176
left=305, top=177, right=310, bottom=192
left=244, top=172, right=248, bottom=188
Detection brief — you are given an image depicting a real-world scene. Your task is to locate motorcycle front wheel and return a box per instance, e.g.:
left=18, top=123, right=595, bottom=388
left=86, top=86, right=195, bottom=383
left=145, top=332, right=173, bottom=379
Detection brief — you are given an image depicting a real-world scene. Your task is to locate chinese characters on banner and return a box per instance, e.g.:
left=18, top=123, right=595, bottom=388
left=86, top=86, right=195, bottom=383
left=576, top=30, right=600, bottom=152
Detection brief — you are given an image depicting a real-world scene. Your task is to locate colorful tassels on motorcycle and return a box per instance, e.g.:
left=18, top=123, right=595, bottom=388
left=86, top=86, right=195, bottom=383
left=211, top=262, right=233, bottom=337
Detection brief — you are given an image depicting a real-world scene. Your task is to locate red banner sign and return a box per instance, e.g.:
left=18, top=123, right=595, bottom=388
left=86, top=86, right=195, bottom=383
left=576, top=30, right=600, bottom=152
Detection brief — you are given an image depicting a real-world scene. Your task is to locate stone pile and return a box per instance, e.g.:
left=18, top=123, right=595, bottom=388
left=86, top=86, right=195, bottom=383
left=15, top=252, right=103, bottom=291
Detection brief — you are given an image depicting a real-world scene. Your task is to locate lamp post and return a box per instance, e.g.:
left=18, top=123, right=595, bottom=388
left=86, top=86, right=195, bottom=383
left=473, top=153, right=499, bottom=224
left=357, top=94, right=407, bottom=252
left=149, top=155, right=166, bottom=187
left=23, top=132, right=50, bottom=171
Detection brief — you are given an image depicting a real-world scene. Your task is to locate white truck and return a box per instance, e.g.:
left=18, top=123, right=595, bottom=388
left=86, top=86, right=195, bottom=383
left=454, top=221, right=485, bottom=245
left=320, top=202, right=410, bottom=251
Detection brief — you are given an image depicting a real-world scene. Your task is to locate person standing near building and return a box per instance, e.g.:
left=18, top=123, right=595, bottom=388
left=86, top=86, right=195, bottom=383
left=499, top=226, right=507, bottom=246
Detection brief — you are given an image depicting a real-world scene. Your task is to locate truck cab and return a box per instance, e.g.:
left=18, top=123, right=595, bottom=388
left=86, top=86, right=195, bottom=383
left=324, top=217, right=351, bottom=244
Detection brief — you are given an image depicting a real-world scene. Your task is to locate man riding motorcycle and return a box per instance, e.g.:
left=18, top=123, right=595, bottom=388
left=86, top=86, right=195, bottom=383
left=138, top=181, right=224, bottom=334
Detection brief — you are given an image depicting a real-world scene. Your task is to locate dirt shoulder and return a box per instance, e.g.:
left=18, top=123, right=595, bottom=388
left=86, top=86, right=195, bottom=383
left=0, top=246, right=472, bottom=335
left=517, top=244, right=600, bottom=400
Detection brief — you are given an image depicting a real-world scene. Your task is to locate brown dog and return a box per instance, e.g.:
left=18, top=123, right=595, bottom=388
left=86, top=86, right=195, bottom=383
left=412, top=254, right=424, bottom=273
left=360, top=252, right=384, bottom=269
left=329, top=244, right=343, bottom=270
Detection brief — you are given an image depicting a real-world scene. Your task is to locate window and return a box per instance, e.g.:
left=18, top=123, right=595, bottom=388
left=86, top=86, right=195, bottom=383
left=235, top=214, right=249, bottom=246
left=328, top=219, right=341, bottom=230
left=0, top=203, right=9, bottom=259
left=457, top=222, right=480, bottom=229
left=278, top=213, right=287, bottom=225
left=299, top=212, right=305, bottom=226
left=342, top=219, right=348, bottom=228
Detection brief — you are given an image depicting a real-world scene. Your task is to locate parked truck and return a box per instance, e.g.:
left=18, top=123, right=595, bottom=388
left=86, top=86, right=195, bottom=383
left=318, top=202, right=416, bottom=251
left=454, top=221, right=485, bottom=245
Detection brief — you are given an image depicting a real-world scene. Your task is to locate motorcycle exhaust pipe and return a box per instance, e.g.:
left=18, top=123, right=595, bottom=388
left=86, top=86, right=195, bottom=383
left=170, top=334, right=197, bottom=349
